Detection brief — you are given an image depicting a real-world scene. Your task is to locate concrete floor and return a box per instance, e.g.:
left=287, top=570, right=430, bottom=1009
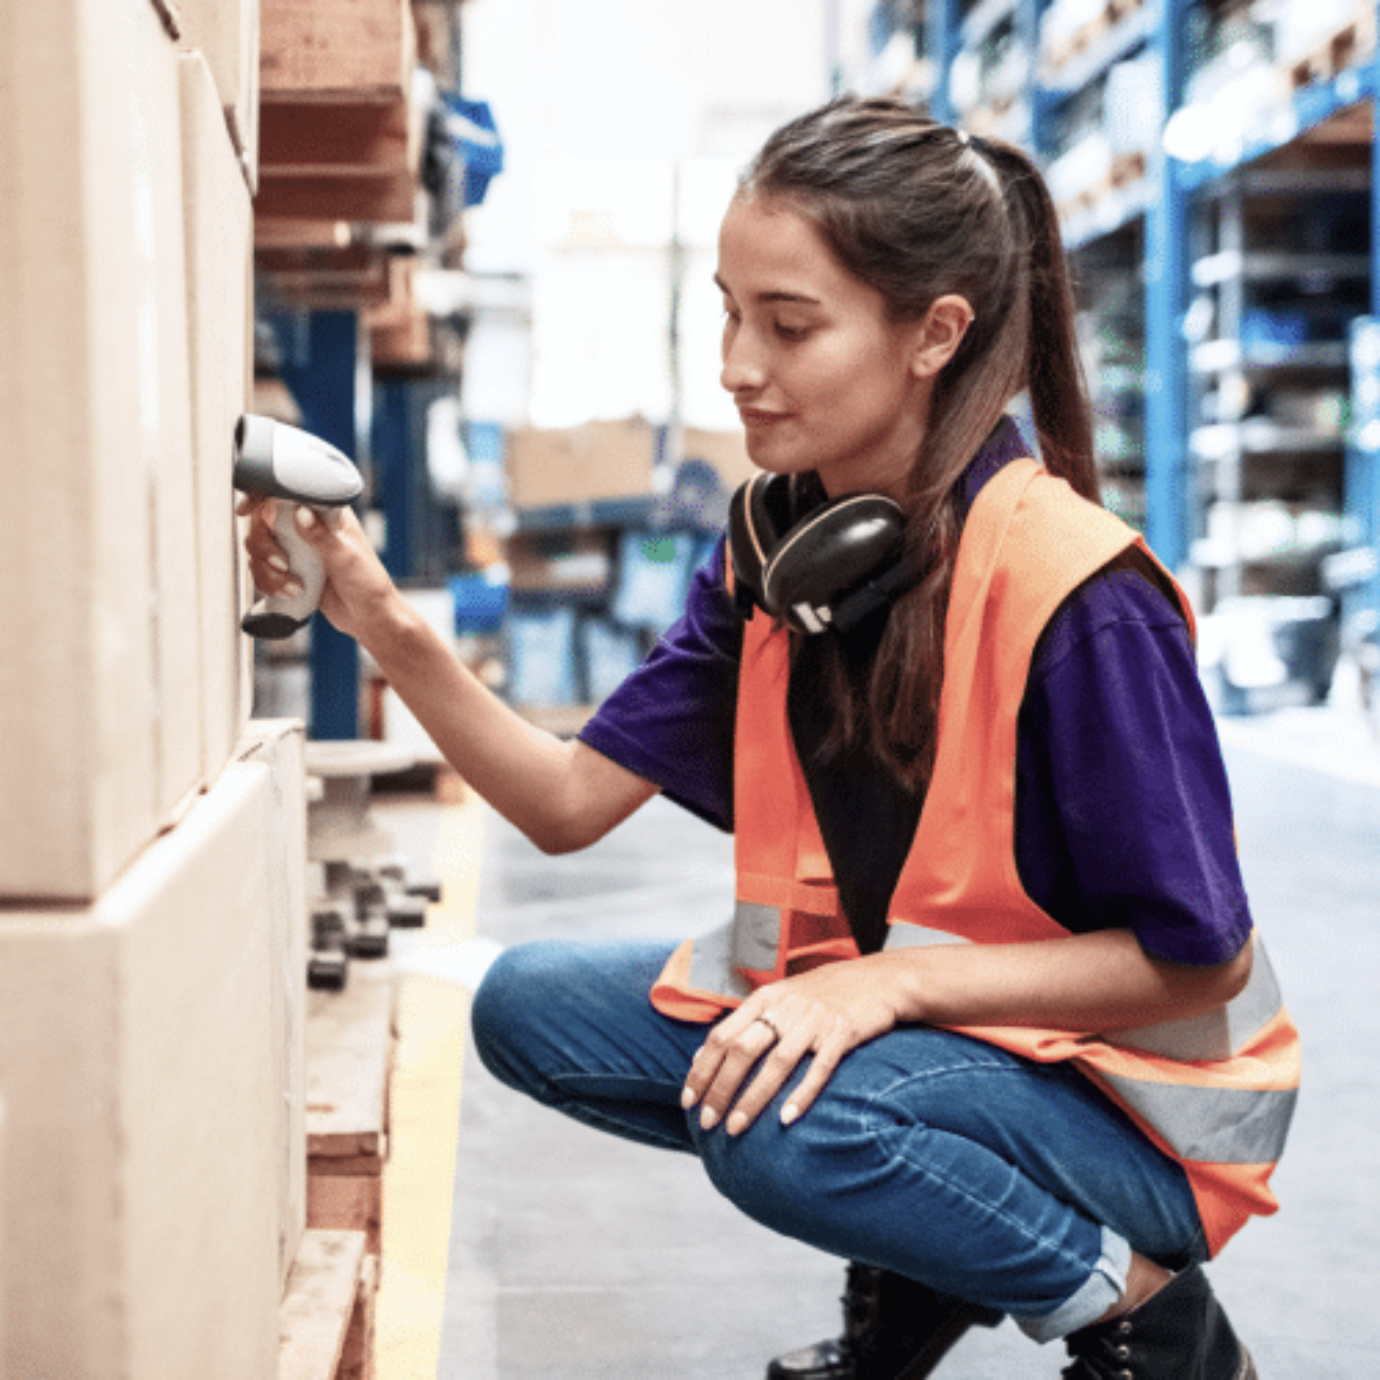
left=415, top=708, right=1380, bottom=1379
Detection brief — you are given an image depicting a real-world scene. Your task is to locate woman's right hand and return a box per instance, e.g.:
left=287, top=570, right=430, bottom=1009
left=238, top=497, right=401, bottom=645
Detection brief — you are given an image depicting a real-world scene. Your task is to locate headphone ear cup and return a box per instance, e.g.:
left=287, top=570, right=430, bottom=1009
left=763, top=495, right=906, bottom=633
left=727, top=473, right=788, bottom=616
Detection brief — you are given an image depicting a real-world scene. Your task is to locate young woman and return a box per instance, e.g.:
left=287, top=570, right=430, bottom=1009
left=243, top=97, right=1297, bottom=1380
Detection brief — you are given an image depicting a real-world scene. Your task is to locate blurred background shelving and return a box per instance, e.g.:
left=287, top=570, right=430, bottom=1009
left=252, top=0, right=1380, bottom=729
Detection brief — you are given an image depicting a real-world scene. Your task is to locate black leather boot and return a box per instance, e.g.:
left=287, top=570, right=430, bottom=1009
left=765, top=1262, right=1004, bottom=1380
left=1061, top=1265, right=1257, bottom=1379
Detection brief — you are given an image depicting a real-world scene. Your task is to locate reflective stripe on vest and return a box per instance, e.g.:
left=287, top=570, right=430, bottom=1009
left=1100, top=1068, right=1298, bottom=1166
left=686, top=906, right=775, bottom=1000
left=885, top=923, right=1284, bottom=1064
left=1107, top=938, right=1285, bottom=1063
left=884, top=922, right=1298, bottom=1168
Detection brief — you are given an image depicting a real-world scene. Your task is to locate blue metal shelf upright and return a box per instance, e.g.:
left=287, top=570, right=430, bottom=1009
left=266, top=308, right=366, bottom=741
left=1145, top=0, right=1193, bottom=572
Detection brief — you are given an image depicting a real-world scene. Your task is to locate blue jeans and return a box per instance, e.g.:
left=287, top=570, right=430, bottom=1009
left=470, top=938, right=1208, bottom=1342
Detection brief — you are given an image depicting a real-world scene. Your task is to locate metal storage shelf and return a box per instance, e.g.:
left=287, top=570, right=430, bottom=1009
left=1189, top=542, right=1344, bottom=569
left=1039, top=3, right=1155, bottom=95
left=1061, top=177, right=1152, bottom=249
left=961, top=0, right=1020, bottom=48
left=512, top=496, right=658, bottom=534
left=1173, top=67, right=1378, bottom=194
left=1191, top=340, right=1352, bottom=373
left=1191, top=251, right=1372, bottom=287
left=1191, top=423, right=1350, bottom=461
left=893, top=0, right=1380, bottom=632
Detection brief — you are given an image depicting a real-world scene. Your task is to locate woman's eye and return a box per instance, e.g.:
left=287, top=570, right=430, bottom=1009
left=775, top=322, right=809, bottom=341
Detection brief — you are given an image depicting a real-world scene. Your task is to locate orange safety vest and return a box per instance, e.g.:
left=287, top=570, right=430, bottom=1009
left=651, top=457, right=1300, bottom=1257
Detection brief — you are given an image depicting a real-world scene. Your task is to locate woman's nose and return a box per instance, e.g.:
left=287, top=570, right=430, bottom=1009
left=720, top=326, right=767, bottom=395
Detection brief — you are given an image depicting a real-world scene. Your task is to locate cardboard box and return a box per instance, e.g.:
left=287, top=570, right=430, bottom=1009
left=505, top=418, right=659, bottom=511
left=0, top=761, right=284, bottom=1380
left=181, top=51, right=256, bottom=785
left=0, top=0, right=204, bottom=900
left=175, top=0, right=261, bottom=187
left=234, top=719, right=310, bottom=1293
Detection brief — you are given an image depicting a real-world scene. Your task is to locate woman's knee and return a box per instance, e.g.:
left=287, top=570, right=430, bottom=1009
left=470, top=939, right=573, bottom=1077
left=696, top=1089, right=863, bottom=1230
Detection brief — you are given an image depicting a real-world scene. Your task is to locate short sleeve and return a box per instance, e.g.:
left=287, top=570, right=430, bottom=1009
left=1015, top=565, right=1254, bottom=966
left=578, top=535, right=742, bottom=831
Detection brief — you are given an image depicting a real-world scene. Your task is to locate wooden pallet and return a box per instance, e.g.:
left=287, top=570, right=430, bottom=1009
left=255, top=0, right=423, bottom=258
left=280, top=1229, right=378, bottom=1380
left=307, top=959, right=398, bottom=1256
left=1285, top=9, right=1377, bottom=93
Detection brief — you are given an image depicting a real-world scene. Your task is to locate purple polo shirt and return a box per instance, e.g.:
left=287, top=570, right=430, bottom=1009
left=580, top=419, right=1252, bottom=968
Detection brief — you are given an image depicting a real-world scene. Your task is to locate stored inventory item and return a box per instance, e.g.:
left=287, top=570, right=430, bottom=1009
left=233, top=415, right=364, bottom=638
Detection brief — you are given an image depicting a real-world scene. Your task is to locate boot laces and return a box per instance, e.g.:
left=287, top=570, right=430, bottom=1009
left=838, top=1263, right=887, bottom=1357
left=1062, top=1317, right=1135, bottom=1380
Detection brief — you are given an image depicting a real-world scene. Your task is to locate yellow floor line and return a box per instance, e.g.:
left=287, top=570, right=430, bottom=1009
left=374, top=788, right=488, bottom=1379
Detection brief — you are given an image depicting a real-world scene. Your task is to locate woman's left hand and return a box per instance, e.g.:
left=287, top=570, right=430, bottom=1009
left=681, top=955, right=906, bottom=1136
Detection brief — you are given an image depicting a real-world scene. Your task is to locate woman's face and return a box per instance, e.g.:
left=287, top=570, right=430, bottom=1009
left=716, top=193, right=935, bottom=500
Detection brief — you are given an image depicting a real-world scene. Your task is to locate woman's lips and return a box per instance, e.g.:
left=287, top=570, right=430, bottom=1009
left=739, top=407, right=789, bottom=428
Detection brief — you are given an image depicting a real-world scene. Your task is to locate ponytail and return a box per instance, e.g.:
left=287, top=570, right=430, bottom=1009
left=975, top=135, right=1099, bottom=503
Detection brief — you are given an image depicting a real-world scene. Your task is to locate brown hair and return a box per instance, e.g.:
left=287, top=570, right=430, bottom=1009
left=739, top=95, right=1099, bottom=788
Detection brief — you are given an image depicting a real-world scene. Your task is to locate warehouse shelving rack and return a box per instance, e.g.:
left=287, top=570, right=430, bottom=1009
left=897, top=0, right=1380, bottom=628
left=1184, top=163, right=1369, bottom=612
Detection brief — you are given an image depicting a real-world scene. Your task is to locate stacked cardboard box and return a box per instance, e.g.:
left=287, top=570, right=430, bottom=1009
left=180, top=44, right=258, bottom=794
left=0, top=0, right=256, bottom=902
left=0, top=755, right=294, bottom=1380
left=0, top=3, right=309, bottom=1376
left=176, top=0, right=263, bottom=188
left=505, top=418, right=660, bottom=511
left=236, top=721, right=312, bottom=1295
left=1, top=0, right=200, bottom=900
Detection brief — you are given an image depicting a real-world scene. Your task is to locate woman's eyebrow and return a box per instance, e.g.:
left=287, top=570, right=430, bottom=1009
left=713, top=274, right=822, bottom=307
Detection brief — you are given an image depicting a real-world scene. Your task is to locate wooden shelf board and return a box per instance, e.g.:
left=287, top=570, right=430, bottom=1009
left=259, top=100, right=417, bottom=180
left=306, top=959, right=397, bottom=1162
left=279, top=1229, right=370, bottom=1380
left=261, top=0, right=416, bottom=105
left=255, top=173, right=417, bottom=225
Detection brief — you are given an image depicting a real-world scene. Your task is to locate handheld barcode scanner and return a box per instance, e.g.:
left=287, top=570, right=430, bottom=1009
left=233, top=414, right=364, bottom=639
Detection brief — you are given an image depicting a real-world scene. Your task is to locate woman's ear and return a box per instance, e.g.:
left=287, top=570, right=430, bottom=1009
left=909, top=294, right=976, bottom=379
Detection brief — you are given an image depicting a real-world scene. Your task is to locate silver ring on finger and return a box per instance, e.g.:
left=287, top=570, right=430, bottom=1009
left=755, top=1014, right=782, bottom=1042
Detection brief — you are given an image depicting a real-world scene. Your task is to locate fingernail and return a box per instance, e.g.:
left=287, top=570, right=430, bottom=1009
left=681, top=1087, right=697, bottom=1110
left=781, top=1103, right=800, bottom=1127
left=284, top=580, right=304, bottom=597
left=296, top=507, right=317, bottom=531
left=699, top=1107, right=719, bottom=1132
left=268, top=555, right=290, bottom=573
left=726, top=1111, right=748, bottom=1137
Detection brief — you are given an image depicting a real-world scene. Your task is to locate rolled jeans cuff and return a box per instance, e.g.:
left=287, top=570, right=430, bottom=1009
left=1015, top=1227, right=1132, bottom=1344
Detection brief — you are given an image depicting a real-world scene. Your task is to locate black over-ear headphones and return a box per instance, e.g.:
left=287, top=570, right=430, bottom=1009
left=727, top=472, right=924, bottom=635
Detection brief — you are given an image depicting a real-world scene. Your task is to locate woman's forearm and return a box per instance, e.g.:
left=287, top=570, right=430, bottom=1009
left=361, top=595, right=658, bottom=853
left=884, top=927, right=1253, bottom=1035
left=240, top=500, right=659, bottom=852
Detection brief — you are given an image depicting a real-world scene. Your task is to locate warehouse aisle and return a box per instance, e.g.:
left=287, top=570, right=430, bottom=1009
left=429, top=714, right=1380, bottom=1380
